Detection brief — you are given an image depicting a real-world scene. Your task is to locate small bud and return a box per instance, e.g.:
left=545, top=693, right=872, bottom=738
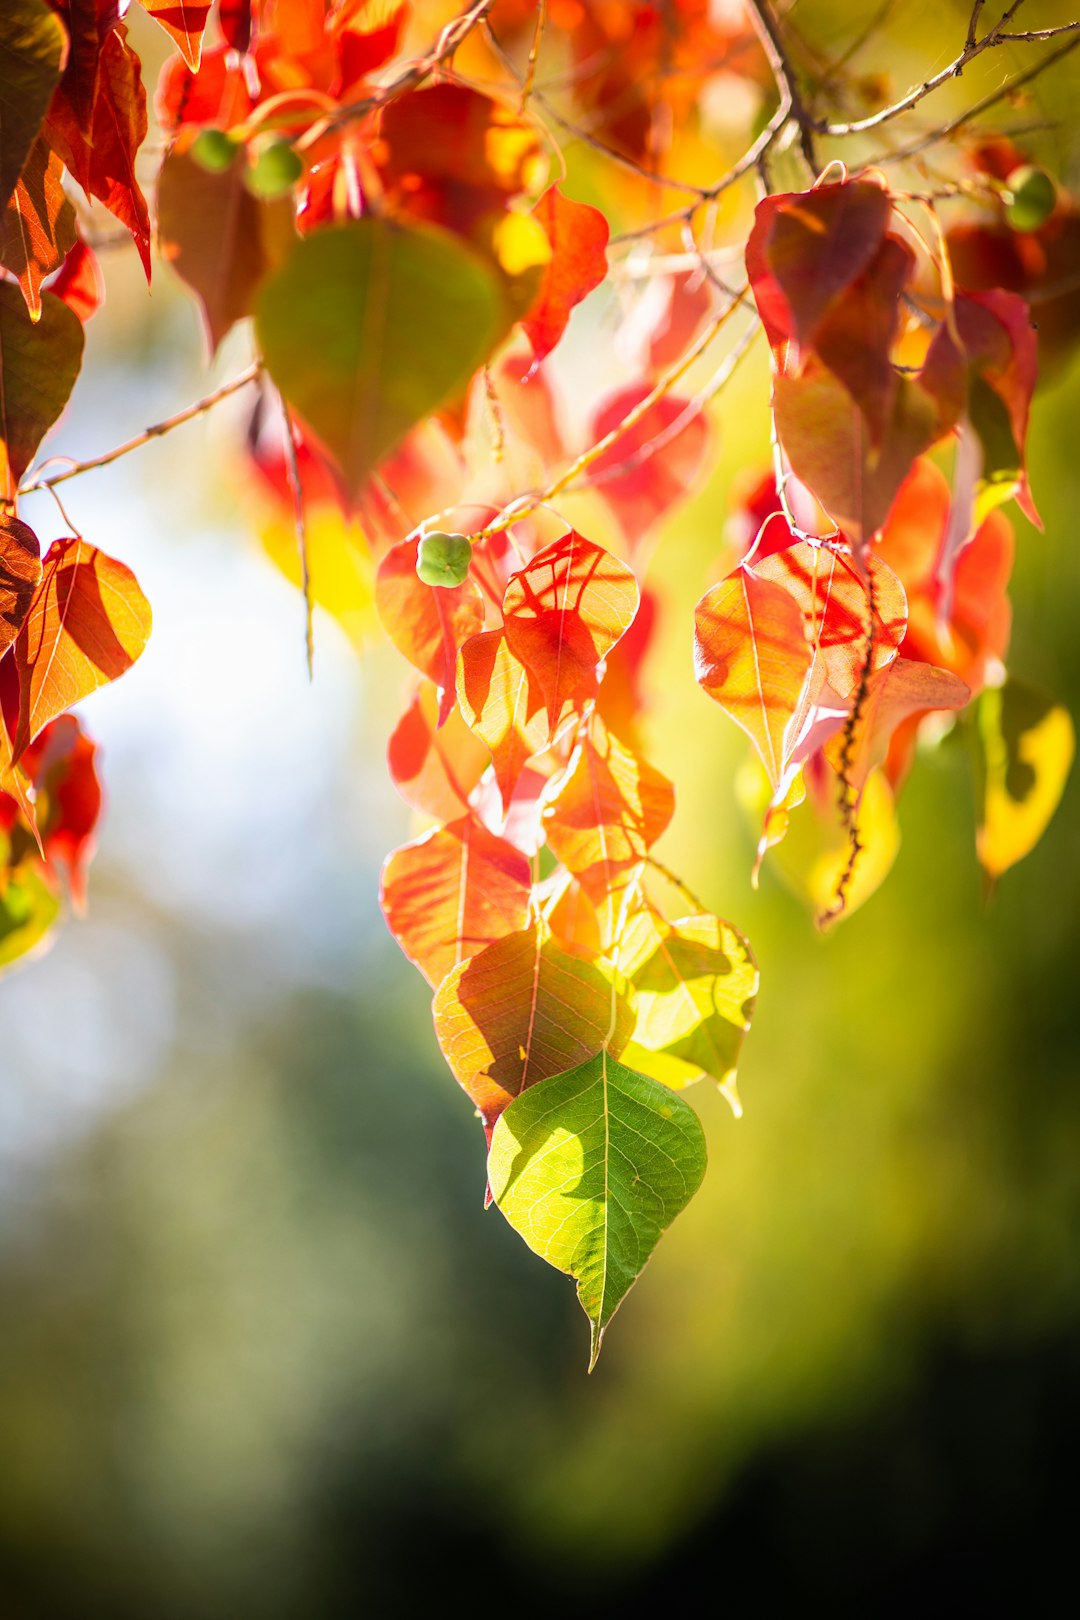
left=416, top=532, right=473, bottom=588
left=190, top=127, right=238, bottom=174
left=244, top=139, right=304, bottom=199
left=1006, top=166, right=1057, bottom=234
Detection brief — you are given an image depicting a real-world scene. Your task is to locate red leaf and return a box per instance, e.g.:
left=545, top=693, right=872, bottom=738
left=155, top=41, right=254, bottom=131
left=381, top=813, right=532, bottom=988
left=694, top=567, right=812, bottom=789
left=502, top=530, right=639, bottom=727
left=13, top=535, right=151, bottom=760
left=46, top=25, right=152, bottom=278
left=586, top=384, right=711, bottom=544
left=376, top=538, right=484, bottom=724
left=432, top=922, right=635, bottom=1133
left=218, top=0, right=253, bottom=53
left=522, top=186, right=609, bottom=364
left=18, top=711, right=102, bottom=908
left=824, top=656, right=970, bottom=799
left=0, top=515, right=41, bottom=656
left=386, top=683, right=490, bottom=822
left=46, top=237, right=105, bottom=321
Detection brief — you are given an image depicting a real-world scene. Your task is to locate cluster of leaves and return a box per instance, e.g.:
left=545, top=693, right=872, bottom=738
left=0, top=0, right=1077, bottom=1361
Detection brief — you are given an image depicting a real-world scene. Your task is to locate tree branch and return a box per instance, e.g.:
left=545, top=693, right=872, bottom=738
left=745, top=0, right=817, bottom=169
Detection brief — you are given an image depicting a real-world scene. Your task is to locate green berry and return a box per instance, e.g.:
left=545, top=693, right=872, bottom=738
left=189, top=127, right=238, bottom=173
left=1006, top=165, right=1056, bottom=233
left=244, top=140, right=304, bottom=199
left=416, top=532, right=473, bottom=588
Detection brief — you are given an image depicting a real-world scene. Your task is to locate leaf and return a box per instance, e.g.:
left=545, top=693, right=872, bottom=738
left=381, top=813, right=531, bottom=989
left=0, top=515, right=41, bottom=655
left=694, top=568, right=812, bottom=789
left=585, top=385, right=711, bottom=545
left=488, top=1050, right=707, bottom=1368
left=386, top=683, right=490, bottom=822
left=139, top=0, right=212, bottom=70
left=751, top=541, right=907, bottom=699
left=523, top=186, right=609, bottom=364
left=0, top=134, right=77, bottom=320
left=0, top=857, right=60, bottom=973
left=0, top=283, right=84, bottom=501
left=502, top=530, right=639, bottom=728
left=45, top=25, right=152, bottom=277
left=975, top=677, right=1074, bottom=880
left=255, top=219, right=504, bottom=497
left=432, top=922, right=635, bottom=1135
left=376, top=538, right=483, bottom=724
left=157, top=133, right=296, bottom=354
left=48, top=238, right=105, bottom=322
left=0, top=0, right=67, bottom=212
left=457, top=628, right=553, bottom=812
left=618, top=910, right=757, bottom=1095
left=55, top=0, right=107, bottom=135
left=18, top=711, right=101, bottom=909
left=746, top=180, right=892, bottom=351
left=824, top=656, right=970, bottom=799
left=543, top=715, right=674, bottom=941
left=13, top=536, right=151, bottom=759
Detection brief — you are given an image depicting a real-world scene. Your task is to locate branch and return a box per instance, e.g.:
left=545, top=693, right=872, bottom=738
left=745, top=0, right=817, bottom=168
left=18, top=365, right=261, bottom=496
left=812, top=5, right=1080, bottom=137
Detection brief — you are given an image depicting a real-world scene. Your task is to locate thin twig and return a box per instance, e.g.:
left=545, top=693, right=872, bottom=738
left=746, top=0, right=817, bottom=168
left=281, top=403, right=315, bottom=682
left=18, top=365, right=261, bottom=496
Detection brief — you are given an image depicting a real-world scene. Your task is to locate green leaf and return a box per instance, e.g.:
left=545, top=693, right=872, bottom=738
left=0, top=0, right=67, bottom=212
left=0, top=283, right=84, bottom=500
left=255, top=219, right=502, bottom=497
left=488, top=1051, right=707, bottom=1369
left=618, top=911, right=757, bottom=1104
left=0, top=861, right=60, bottom=972
left=974, top=676, right=1074, bottom=881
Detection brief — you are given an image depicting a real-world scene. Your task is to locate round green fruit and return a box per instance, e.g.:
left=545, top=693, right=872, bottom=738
left=244, top=140, right=304, bottom=199
left=189, top=127, right=238, bottom=173
left=1006, top=166, right=1056, bottom=233
left=416, top=532, right=473, bottom=588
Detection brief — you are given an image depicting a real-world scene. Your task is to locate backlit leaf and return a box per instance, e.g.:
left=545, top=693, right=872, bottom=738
left=488, top=1050, right=707, bottom=1368
left=586, top=385, right=711, bottom=545
left=824, top=656, right=970, bottom=799
left=457, top=628, right=553, bottom=812
left=618, top=909, right=757, bottom=1094
left=502, top=531, right=639, bottom=728
left=0, top=0, right=67, bottom=212
left=0, top=283, right=84, bottom=501
left=157, top=134, right=296, bottom=354
left=381, top=814, right=531, bottom=988
left=975, top=676, right=1074, bottom=880
left=694, top=567, right=812, bottom=789
left=0, top=135, right=77, bottom=320
left=46, top=25, right=152, bottom=277
left=139, top=0, right=212, bottom=70
left=523, top=186, right=609, bottom=364
left=0, top=857, right=59, bottom=973
left=17, top=711, right=101, bottom=909
left=432, top=922, right=634, bottom=1135
left=13, top=536, right=151, bottom=759
left=386, top=684, right=489, bottom=822
left=0, top=515, right=41, bottom=655
left=256, top=219, right=503, bottom=497
left=376, top=538, right=483, bottom=724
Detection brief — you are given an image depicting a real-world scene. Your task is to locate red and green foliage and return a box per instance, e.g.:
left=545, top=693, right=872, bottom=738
left=0, top=0, right=1076, bottom=1363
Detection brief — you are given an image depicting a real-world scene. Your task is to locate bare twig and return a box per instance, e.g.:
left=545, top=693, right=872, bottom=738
left=18, top=365, right=261, bottom=496
left=745, top=0, right=817, bottom=168
left=281, top=403, right=315, bottom=682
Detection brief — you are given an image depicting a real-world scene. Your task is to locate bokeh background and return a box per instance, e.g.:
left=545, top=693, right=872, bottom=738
left=1, top=3, right=1079, bottom=1615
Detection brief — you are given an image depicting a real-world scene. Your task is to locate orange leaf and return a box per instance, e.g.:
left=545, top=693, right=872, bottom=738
left=751, top=542, right=907, bottom=699
left=386, top=683, right=490, bottom=822
left=502, top=530, right=639, bottom=728
left=139, top=1, right=212, bottom=71
left=432, top=922, right=635, bottom=1133
left=17, top=711, right=102, bottom=910
left=376, top=538, right=484, bottom=724
left=694, top=567, right=812, bottom=789
left=380, top=813, right=531, bottom=989
left=457, top=628, right=552, bottom=812
left=0, top=516, right=41, bottom=658
left=544, top=715, right=673, bottom=940
left=824, top=656, right=970, bottom=798
left=523, top=186, right=609, bottom=364
left=13, top=536, right=151, bottom=760
left=0, top=136, right=77, bottom=320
